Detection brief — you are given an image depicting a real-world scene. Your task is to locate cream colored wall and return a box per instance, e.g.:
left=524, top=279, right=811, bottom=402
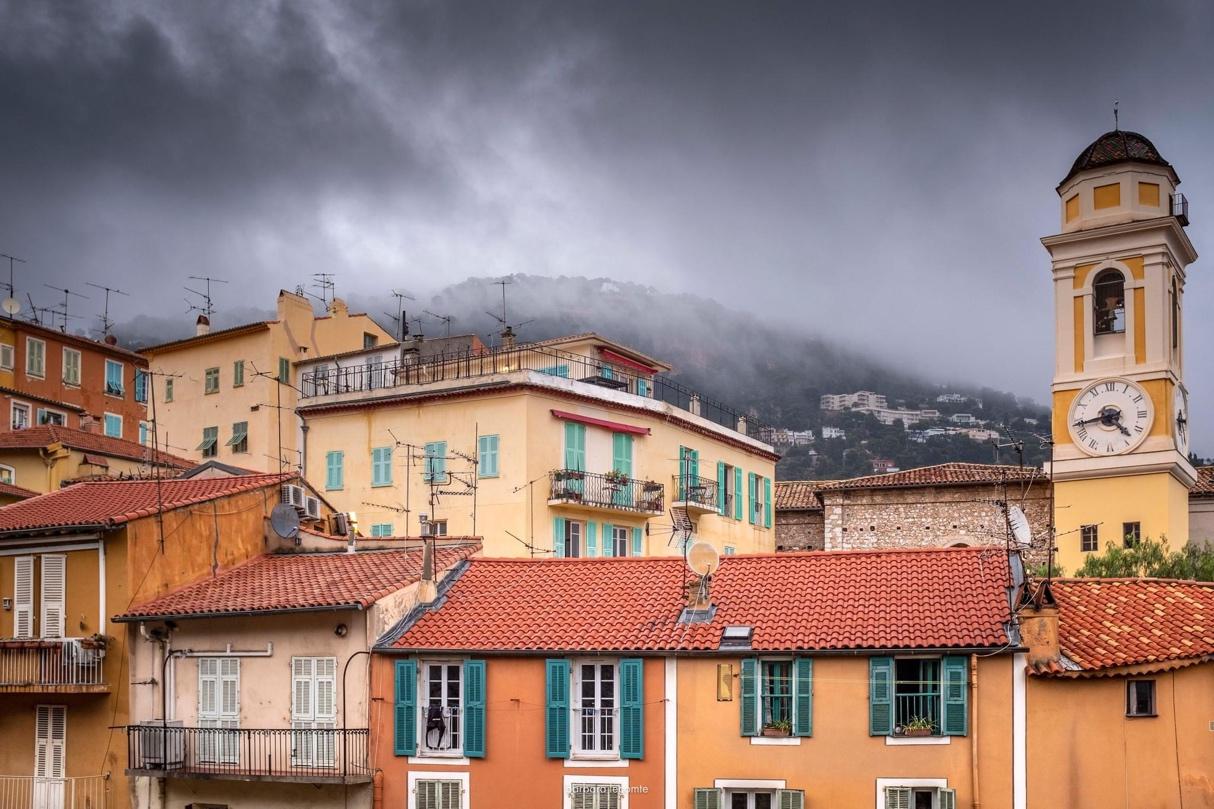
left=1190, top=499, right=1214, bottom=546
left=0, top=448, right=180, bottom=494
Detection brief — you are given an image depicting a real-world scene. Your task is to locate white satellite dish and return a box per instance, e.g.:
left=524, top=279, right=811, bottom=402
left=1, top=297, right=21, bottom=316
left=686, top=541, right=721, bottom=577
left=1007, top=505, right=1032, bottom=548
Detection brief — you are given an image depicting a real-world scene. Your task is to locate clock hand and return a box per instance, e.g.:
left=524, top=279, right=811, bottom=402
left=1073, top=415, right=1106, bottom=427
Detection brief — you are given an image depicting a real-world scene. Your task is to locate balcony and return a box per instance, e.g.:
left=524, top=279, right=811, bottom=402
left=0, top=774, right=110, bottom=809
left=126, top=725, right=371, bottom=784
left=1171, top=192, right=1190, bottom=226
left=671, top=474, right=718, bottom=515
left=0, top=639, right=107, bottom=693
left=548, top=470, right=664, bottom=515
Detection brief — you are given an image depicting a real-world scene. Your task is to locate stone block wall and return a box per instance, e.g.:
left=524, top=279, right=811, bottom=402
left=775, top=510, right=825, bottom=551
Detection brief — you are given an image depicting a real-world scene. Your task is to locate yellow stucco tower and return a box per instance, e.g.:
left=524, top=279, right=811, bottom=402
left=1043, top=130, right=1198, bottom=572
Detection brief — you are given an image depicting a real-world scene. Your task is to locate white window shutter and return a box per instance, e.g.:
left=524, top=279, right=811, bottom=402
left=13, top=556, right=33, bottom=638
left=35, top=706, right=66, bottom=779
left=292, top=658, right=314, bottom=722
left=938, top=788, right=957, bottom=809
left=884, top=787, right=911, bottom=809
left=40, top=555, right=66, bottom=639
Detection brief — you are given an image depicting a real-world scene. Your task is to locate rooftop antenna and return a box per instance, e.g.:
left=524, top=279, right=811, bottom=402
left=25, top=293, right=45, bottom=326
left=185, top=275, right=227, bottom=320
left=311, top=272, right=336, bottom=309
left=42, top=284, right=88, bottom=333
left=0, top=253, right=25, bottom=319
left=1113, top=100, right=1120, bottom=131
left=85, top=282, right=129, bottom=339
left=384, top=289, right=415, bottom=340
left=423, top=310, right=453, bottom=337
left=484, top=278, right=533, bottom=345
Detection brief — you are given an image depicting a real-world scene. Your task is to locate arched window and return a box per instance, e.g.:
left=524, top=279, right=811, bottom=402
left=1092, top=269, right=1126, bottom=335
left=1171, top=277, right=1180, bottom=351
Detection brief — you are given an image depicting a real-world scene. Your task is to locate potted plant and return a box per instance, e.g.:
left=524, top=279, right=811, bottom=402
left=604, top=469, right=630, bottom=486
left=901, top=716, right=934, bottom=737
left=761, top=719, right=792, bottom=738
left=79, top=633, right=108, bottom=651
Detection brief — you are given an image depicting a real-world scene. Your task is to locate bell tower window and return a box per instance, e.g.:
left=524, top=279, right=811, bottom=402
left=1092, top=270, right=1126, bottom=336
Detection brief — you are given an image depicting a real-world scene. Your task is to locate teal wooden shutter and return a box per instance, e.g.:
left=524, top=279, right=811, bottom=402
left=746, top=473, right=756, bottom=524
left=586, top=522, right=598, bottom=557
left=778, top=790, right=805, bottom=809
left=603, top=523, right=615, bottom=557
left=869, top=656, right=894, bottom=735
left=545, top=659, right=570, bottom=758
left=372, top=447, right=392, bottom=486
left=694, top=789, right=723, bottom=809
left=620, top=658, right=644, bottom=759
left=553, top=517, right=566, bottom=557
left=942, top=656, right=969, bottom=736
left=716, top=462, right=727, bottom=515
left=325, top=451, right=344, bottom=490
left=734, top=467, right=743, bottom=520
left=764, top=477, right=773, bottom=528
left=564, top=423, right=585, bottom=471
left=631, top=526, right=643, bottom=556
left=433, top=441, right=447, bottom=481
left=463, top=659, right=486, bottom=757
left=612, top=433, right=633, bottom=475
left=393, top=659, right=416, bottom=756
left=793, top=657, right=813, bottom=737
left=740, top=658, right=758, bottom=736
left=478, top=435, right=499, bottom=477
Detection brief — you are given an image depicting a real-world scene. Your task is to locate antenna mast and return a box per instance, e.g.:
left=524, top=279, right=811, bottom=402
left=423, top=309, right=454, bottom=337
left=0, top=253, right=25, bottom=319
left=385, top=289, right=415, bottom=340
left=42, top=284, right=88, bottom=333
left=311, top=273, right=336, bottom=309
left=185, top=276, right=227, bottom=320
left=86, top=282, right=130, bottom=339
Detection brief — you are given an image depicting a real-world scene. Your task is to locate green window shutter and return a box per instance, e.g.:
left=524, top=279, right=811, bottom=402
left=690, top=449, right=700, bottom=478
left=740, top=657, right=758, bottom=736
left=619, top=658, right=644, bottom=759
left=793, top=657, right=813, bottom=737
left=612, top=433, right=632, bottom=476
left=734, top=467, right=743, bottom=520
left=869, top=656, right=894, bottom=736
left=544, top=659, right=570, bottom=758
left=778, top=790, right=805, bottom=809
left=942, top=656, right=969, bottom=736
left=716, top=462, right=727, bottom=516
left=393, top=659, right=416, bottom=756
left=478, top=435, right=499, bottom=478
left=694, top=789, right=723, bottom=809
left=631, top=526, right=643, bottom=556
left=434, top=441, right=447, bottom=480
left=372, top=447, right=392, bottom=486
left=603, top=523, right=615, bottom=557
left=553, top=517, right=566, bottom=557
left=278, top=357, right=290, bottom=383
left=463, top=659, right=486, bottom=758
left=233, top=360, right=244, bottom=387
left=586, top=522, right=598, bottom=557
left=764, top=477, right=773, bottom=528
left=325, top=450, right=344, bottom=490
left=564, top=423, right=585, bottom=471
left=747, top=473, right=756, bottom=525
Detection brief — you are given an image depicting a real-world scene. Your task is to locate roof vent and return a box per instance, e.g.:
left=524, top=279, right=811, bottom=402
left=719, top=625, right=754, bottom=650
left=678, top=604, right=716, bottom=624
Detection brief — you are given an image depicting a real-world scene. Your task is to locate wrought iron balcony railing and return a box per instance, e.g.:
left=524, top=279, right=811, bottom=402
left=0, top=774, right=110, bottom=809
left=548, top=469, right=665, bottom=514
left=671, top=474, right=718, bottom=511
left=0, top=638, right=106, bottom=690
left=1171, top=192, right=1190, bottom=226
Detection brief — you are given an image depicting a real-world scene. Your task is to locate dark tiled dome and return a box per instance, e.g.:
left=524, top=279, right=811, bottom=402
left=1062, top=130, right=1172, bottom=186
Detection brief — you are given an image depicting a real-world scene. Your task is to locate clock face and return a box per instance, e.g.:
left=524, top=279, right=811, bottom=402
left=1174, top=385, right=1190, bottom=456
left=1068, top=378, right=1153, bottom=456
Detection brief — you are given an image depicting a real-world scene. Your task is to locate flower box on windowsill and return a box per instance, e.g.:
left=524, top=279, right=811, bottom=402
left=901, top=728, right=933, bottom=738
left=761, top=726, right=791, bottom=738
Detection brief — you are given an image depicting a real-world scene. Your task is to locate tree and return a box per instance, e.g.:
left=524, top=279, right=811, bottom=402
left=1073, top=537, right=1214, bottom=581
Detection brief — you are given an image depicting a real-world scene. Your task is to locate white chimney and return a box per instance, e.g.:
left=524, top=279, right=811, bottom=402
left=195, top=314, right=211, bottom=336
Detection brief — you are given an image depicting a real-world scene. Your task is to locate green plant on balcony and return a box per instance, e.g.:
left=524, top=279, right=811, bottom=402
left=604, top=469, right=630, bottom=486
left=761, top=719, right=792, bottom=738
left=901, top=715, right=935, bottom=737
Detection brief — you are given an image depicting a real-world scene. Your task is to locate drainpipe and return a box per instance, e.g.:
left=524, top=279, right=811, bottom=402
left=970, top=654, right=981, bottom=809
left=372, top=769, right=384, bottom=809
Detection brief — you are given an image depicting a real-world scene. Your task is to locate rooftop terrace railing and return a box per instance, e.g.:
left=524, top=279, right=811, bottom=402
left=0, top=638, right=106, bottom=689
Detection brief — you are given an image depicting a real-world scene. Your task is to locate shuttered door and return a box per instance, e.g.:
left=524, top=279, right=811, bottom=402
left=13, top=556, right=34, bottom=638
left=199, top=658, right=240, bottom=763
left=292, top=657, right=338, bottom=767
left=40, top=556, right=65, bottom=640
left=33, top=705, right=66, bottom=809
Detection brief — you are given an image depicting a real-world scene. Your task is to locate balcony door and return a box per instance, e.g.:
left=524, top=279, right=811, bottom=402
left=198, top=658, right=240, bottom=764
left=291, top=657, right=337, bottom=768
left=33, top=705, right=65, bottom=809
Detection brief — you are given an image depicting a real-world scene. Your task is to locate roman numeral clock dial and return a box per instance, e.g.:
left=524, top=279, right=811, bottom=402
left=1068, top=378, right=1154, bottom=456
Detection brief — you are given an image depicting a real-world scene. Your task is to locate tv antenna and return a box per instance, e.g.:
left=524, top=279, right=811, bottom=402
left=185, top=276, right=227, bottom=320
left=42, top=284, right=88, bottom=333
left=485, top=278, right=533, bottom=342
left=423, top=310, right=453, bottom=337
left=26, top=293, right=50, bottom=326
left=86, top=282, right=129, bottom=338
left=1113, top=100, right=1119, bottom=131
left=384, top=289, right=415, bottom=339
left=0, top=253, right=24, bottom=319
left=311, top=273, right=336, bottom=309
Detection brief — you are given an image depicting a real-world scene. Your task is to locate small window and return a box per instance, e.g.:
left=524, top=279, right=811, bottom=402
left=1081, top=524, right=1098, bottom=553
left=371, top=446, right=393, bottom=487
left=204, top=367, right=220, bottom=394
left=563, top=521, right=583, bottom=557
left=233, top=360, right=244, bottom=387
left=226, top=421, right=248, bottom=454
left=1123, top=521, right=1141, bottom=548
left=1126, top=680, right=1156, bottom=717
left=419, top=661, right=462, bottom=755
left=363, top=332, right=378, bottom=350
left=724, top=546, right=736, bottom=555
left=104, top=359, right=124, bottom=396
left=760, top=660, right=792, bottom=731
left=571, top=782, right=625, bottom=809
left=164, top=378, right=174, bottom=403
left=1093, top=269, right=1126, bottom=335
left=0, top=465, right=14, bottom=484
left=0, top=342, right=13, bottom=370
left=429, top=519, right=448, bottom=537
left=103, top=413, right=122, bottom=438
left=139, top=421, right=150, bottom=446
left=882, top=787, right=956, bottom=809
left=370, top=523, right=394, bottom=538
left=414, top=780, right=463, bottom=809
left=11, top=402, right=30, bottom=430
left=325, top=450, right=344, bottom=490
left=37, top=409, right=66, bottom=426
left=25, top=337, right=45, bottom=378
left=134, top=369, right=148, bottom=403
left=894, top=658, right=941, bottom=734
left=198, top=426, right=218, bottom=458
left=722, top=463, right=735, bottom=515
left=62, top=348, right=81, bottom=386
left=423, top=441, right=447, bottom=484
left=574, top=660, right=618, bottom=756
left=1172, top=278, right=1181, bottom=351
left=478, top=435, right=499, bottom=478
left=278, top=357, right=290, bottom=384
left=611, top=525, right=629, bottom=557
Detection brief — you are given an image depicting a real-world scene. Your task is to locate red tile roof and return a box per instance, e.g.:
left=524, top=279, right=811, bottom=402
left=1192, top=466, right=1214, bottom=498
left=386, top=547, right=1012, bottom=653
left=0, top=481, right=38, bottom=500
left=774, top=481, right=833, bottom=510
left=0, top=426, right=194, bottom=469
left=142, top=321, right=274, bottom=354
left=820, top=462, right=1044, bottom=492
left=117, top=542, right=481, bottom=620
left=0, top=386, right=87, bottom=412
left=0, top=473, right=292, bottom=534
left=1049, top=578, right=1214, bottom=674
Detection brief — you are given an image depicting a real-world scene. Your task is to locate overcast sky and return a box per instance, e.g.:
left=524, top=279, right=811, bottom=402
left=2, top=1, right=1213, bottom=449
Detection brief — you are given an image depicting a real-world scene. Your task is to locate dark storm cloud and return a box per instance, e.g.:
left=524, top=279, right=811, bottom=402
left=2, top=1, right=1213, bottom=444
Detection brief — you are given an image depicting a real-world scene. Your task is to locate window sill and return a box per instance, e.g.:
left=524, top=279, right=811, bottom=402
left=565, top=758, right=628, bottom=768
left=885, top=735, right=951, bottom=746
left=408, top=754, right=470, bottom=766
left=750, top=737, right=802, bottom=746
left=371, top=483, right=394, bottom=488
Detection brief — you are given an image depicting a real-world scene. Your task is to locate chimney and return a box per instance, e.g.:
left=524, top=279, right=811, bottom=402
left=417, top=539, right=438, bottom=606
left=78, top=413, right=99, bottom=434
left=501, top=325, right=516, bottom=349
left=1018, top=584, right=1060, bottom=670
left=104, top=334, right=118, bottom=346
left=195, top=314, right=210, bottom=336
left=328, top=298, right=349, bottom=318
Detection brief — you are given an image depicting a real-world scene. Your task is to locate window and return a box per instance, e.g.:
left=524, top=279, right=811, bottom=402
left=290, top=657, right=336, bottom=767
left=134, top=368, right=148, bottom=403
left=325, top=450, right=344, bottom=490
left=423, top=441, right=447, bottom=483
left=1126, top=680, right=1156, bottom=717
left=139, top=422, right=150, bottom=447
left=894, top=658, right=940, bottom=732
left=37, top=408, right=66, bottom=426
left=869, top=656, right=968, bottom=737
left=693, top=789, right=804, bottom=809
left=103, top=413, right=122, bottom=438
left=1080, top=524, right=1098, bottom=553
left=740, top=658, right=812, bottom=737
left=13, top=556, right=33, bottom=638
left=1123, top=521, right=1141, bottom=548
left=11, top=402, right=29, bottom=430
left=760, top=660, right=792, bottom=730
left=636, top=378, right=650, bottom=398
left=882, top=786, right=956, bottom=809
left=574, top=661, right=617, bottom=756
left=198, top=426, right=218, bottom=458
left=428, top=519, right=448, bottom=537
left=420, top=661, right=462, bottom=755
left=719, top=463, right=735, bottom=516
left=478, top=435, right=499, bottom=478
left=164, top=378, right=174, bottom=403
left=204, top=367, right=219, bottom=394
left=62, top=348, right=81, bottom=386
left=370, top=523, right=394, bottom=538
left=226, top=421, right=248, bottom=454
left=611, top=525, right=629, bottom=557
left=40, top=555, right=65, bottom=639
left=0, top=465, right=13, bottom=484
left=278, top=357, right=290, bottom=384
left=414, top=779, right=464, bottom=809
left=560, top=520, right=583, bottom=557
left=1093, top=269, right=1126, bottom=335
left=372, top=446, right=393, bottom=487
left=569, top=781, right=626, bottom=809
left=1172, top=278, right=1180, bottom=351
left=540, top=365, right=570, bottom=378
left=724, top=546, right=736, bottom=555
left=103, top=359, right=124, bottom=396
left=0, top=342, right=12, bottom=370
left=26, top=337, right=45, bottom=377
left=198, top=658, right=240, bottom=764
left=34, top=706, right=66, bottom=784
left=233, top=360, right=244, bottom=387
left=363, top=332, right=378, bottom=349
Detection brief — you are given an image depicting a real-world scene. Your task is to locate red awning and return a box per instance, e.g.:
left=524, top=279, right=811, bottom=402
left=598, top=349, right=658, bottom=375
left=550, top=409, right=650, bottom=436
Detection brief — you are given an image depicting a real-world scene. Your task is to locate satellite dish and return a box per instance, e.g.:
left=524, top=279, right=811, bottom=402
left=1007, top=505, right=1032, bottom=548
left=1, top=297, right=20, bottom=316
left=270, top=503, right=301, bottom=539
left=686, top=541, right=721, bottom=576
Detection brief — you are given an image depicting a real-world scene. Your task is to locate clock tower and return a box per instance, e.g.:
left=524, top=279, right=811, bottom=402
left=1042, top=130, right=1198, bottom=573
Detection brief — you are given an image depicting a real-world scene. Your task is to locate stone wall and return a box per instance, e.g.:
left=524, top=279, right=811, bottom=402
left=775, top=509, right=825, bottom=551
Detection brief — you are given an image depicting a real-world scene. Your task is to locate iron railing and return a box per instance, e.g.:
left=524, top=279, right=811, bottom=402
left=299, top=342, right=771, bottom=439
left=0, top=639, right=106, bottom=688
left=671, top=474, right=718, bottom=510
left=549, top=470, right=665, bottom=514
left=894, top=692, right=941, bottom=735
left=419, top=705, right=461, bottom=755
left=1171, top=192, right=1190, bottom=226
left=126, top=725, right=370, bottom=782
left=0, top=774, right=110, bottom=809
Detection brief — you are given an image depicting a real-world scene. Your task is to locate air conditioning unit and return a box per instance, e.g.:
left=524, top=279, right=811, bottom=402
left=281, top=483, right=305, bottom=512
left=136, top=720, right=185, bottom=768
left=304, top=495, right=321, bottom=520
left=331, top=513, right=349, bottom=536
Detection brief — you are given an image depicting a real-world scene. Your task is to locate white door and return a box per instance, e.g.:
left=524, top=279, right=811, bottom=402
left=39, top=556, right=65, bottom=640
left=13, top=556, right=34, bottom=638
left=198, top=658, right=240, bottom=764
left=291, top=657, right=336, bottom=767
left=33, top=705, right=65, bottom=809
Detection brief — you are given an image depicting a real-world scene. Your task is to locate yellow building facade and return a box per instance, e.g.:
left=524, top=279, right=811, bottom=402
left=1042, top=130, right=1198, bottom=573
left=297, top=333, right=779, bottom=556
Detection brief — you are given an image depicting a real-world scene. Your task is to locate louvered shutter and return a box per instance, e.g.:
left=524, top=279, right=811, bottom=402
left=545, top=659, right=570, bottom=758
left=884, top=787, right=911, bottom=809
left=942, top=656, right=969, bottom=736
left=739, top=658, right=758, bottom=736
left=693, top=788, right=723, bottom=809
left=13, top=556, right=33, bottom=638
left=620, top=658, right=644, bottom=759
left=325, top=451, right=343, bottom=490
left=778, top=790, right=805, bottom=809
left=631, top=527, right=642, bottom=556
left=315, top=658, right=337, bottom=765
left=716, top=462, right=726, bottom=515
left=602, top=523, right=615, bottom=557
left=372, top=447, right=392, bottom=486
left=553, top=517, right=566, bottom=557
left=746, top=473, right=756, bottom=525
left=564, top=424, right=585, bottom=472
left=612, top=433, right=632, bottom=476
left=586, top=522, right=598, bottom=557
left=869, top=657, right=894, bottom=736
left=764, top=477, right=772, bottom=528
left=463, top=660, right=486, bottom=758
left=938, top=788, right=957, bottom=809
left=394, top=659, right=417, bottom=756
left=40, top=555, right=65, bottom=639
left=198, top=658, right=219, bottom=761
left=35, top=705, right=66, bottom=779
left=793, top=657, right=813, bottom=737
left=733, top=467, right=743, bottom=520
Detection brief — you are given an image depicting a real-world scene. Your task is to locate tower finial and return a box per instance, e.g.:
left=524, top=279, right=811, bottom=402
left=1113, top=100, right=1119, bottom=131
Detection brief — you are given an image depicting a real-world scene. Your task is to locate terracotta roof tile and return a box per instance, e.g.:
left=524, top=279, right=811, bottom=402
left=117, top=542, right=481, bottom=620
left=1191, top=466, right=1214, bottom=498
left=0, top=425, right=194, bottom=469
left=774, top=480, right=832, bottom=510
left=0, top=481, right=38, bottom=500
left=1052, top=578, right=1214, bottom=673
left=388, top=547, right=1011, bottom=653
left=820, top=462, right=1044, bottom=492
left=142, top=321, right=274, bottom=353
left=0, top=473, right=292, bottom=534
